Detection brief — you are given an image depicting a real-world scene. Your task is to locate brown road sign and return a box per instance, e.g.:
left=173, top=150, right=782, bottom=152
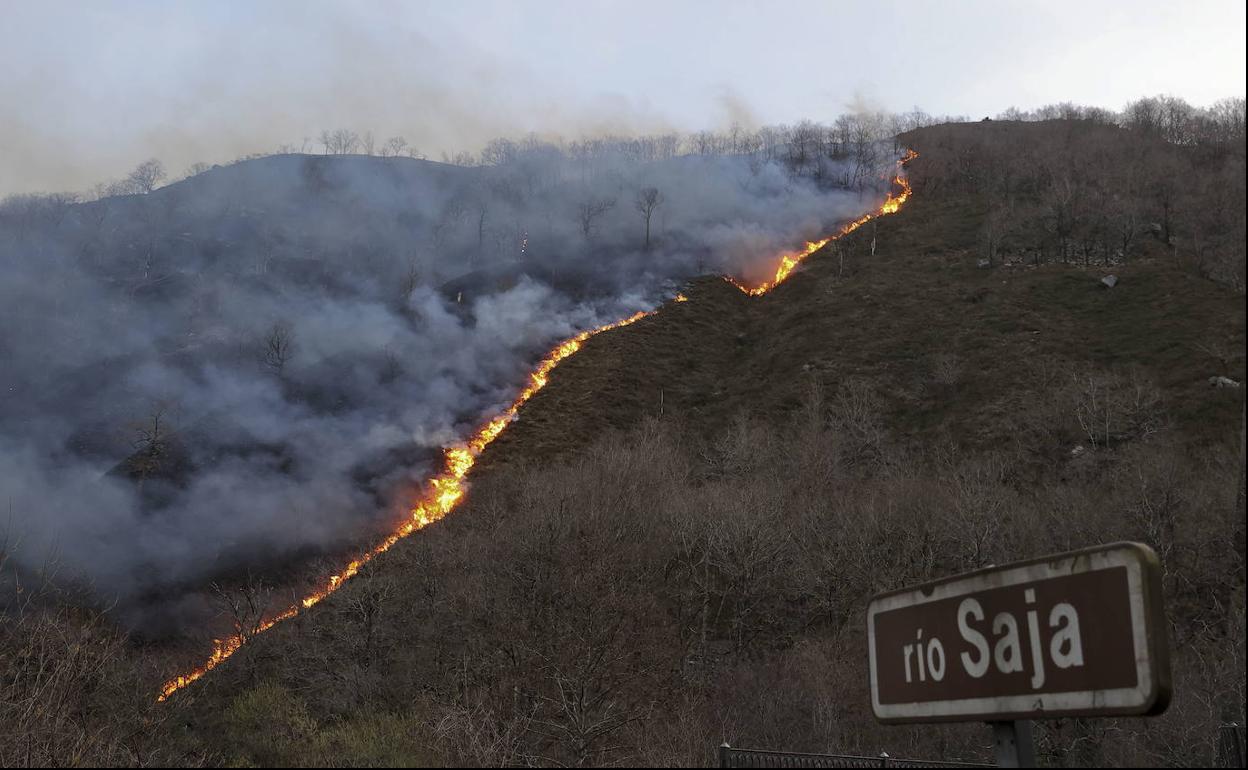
left=867, top=542, right=1170, bottom=724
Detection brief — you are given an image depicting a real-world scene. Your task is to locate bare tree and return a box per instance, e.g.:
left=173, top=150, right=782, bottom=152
left=183, top=161, right=212, bottom=179
left=480, top=138, right=518, bottom=166
left=208, top=572, right=272, bottom=686
left=475, top=207, right=490, bottom=260
left=1069, top=368, right=1164, bottom=448
left=980, top=200, right=1014, bottom=265
left=444, top=150, right=476, bottom=166
left=0, top=560, right=188, bottom=767
left=344, top=569, right=397, bottom=665
left=1101, top=193, right=1133, bottom=263
left=576, top=197, right=615, bottom=241
left=320, top=128, right=360, bottom=155
left=127, top=402, right=172, bottom=495
left=382, top=136, right=408, bottom=157
left=432, top=197, right=469, bottom=251
left=1145, top=148, right=1184, bottom=246
left=634, top=186, right=664, bottom=251
left=262, top=321, right=295, bottom=377
left=399, top=257, right=424, bottom=304
left=125, top=158, right=166, bottom=193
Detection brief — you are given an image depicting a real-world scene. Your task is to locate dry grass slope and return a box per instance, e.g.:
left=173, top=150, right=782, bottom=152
left=175, top=122, right=1245, bottom=766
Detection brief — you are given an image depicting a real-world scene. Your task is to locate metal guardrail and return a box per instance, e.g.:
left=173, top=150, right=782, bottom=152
left=719, top=745, right=994, bottom=769
left=723, top=723, right=1245, bottom=768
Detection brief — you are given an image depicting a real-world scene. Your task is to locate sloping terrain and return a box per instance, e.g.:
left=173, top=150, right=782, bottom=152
left=161, top=121, right=1245, bottom=766
left=479, top=133, right=1245, bottom=478
left=4, top=141, right=899, bottom=630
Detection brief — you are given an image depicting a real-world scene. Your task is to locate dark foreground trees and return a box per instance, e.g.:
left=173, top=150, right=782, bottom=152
left=190, top=367, right=1243, bottom=766
left=0, top=561, right=190, bottom=766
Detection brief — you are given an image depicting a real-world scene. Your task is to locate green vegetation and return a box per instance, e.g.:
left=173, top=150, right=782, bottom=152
left=219, top=683, right=435, bottom=767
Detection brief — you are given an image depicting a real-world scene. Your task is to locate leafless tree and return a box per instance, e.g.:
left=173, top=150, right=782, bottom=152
left=432, top=197, right=469, bottom=251
left=344, top=569, right=397, bottom=665
left=125, top=158, right=166, bottom=193
left=471, top=191, right=490, bottom=254
left=1145, top=148, right=1184, bottom=246
left=128, top=402, right=172, bottom=495
left=209, top=572, right=271, bottom=647
left=399, top=257, right=424, bottom=304
left=635, top=186, right=664, bottom=251
left=183, top=161, right=211, bottom=179
left=981, top=200, right=1014, bottom=265
left=262, top=320, right=295, bottom=376
left=480, top=138, right=518, bottom=166
left=320, top=128, right=360, bottom=155
left=1069, top=368, right=1165, bottom=448
left=0, top=559, right=189, bottom=767
left=382, top=136, right=408, bottom=157
left=576, top=197, right=615, bottom=241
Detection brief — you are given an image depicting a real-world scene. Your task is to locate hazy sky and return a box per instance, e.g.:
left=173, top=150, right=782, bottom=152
left=2, top=0, right=1245, bottom=195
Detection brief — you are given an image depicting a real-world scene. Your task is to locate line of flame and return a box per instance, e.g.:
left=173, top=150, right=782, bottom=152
left=157, top=309, right=652, bottom=701
left=727, top=151, right=916, bottom=296
left=158, top=150, right=917, bottom=702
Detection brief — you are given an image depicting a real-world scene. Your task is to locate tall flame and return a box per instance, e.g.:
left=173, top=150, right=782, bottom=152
left=157, top=150, right=916, bottom=702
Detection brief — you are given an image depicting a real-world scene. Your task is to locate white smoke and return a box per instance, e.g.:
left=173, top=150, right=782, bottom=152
left=0, top=140, right=899, bottom=629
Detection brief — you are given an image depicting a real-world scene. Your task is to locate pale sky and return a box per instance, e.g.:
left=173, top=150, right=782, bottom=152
left=2, top=0, right=1245, bottom=195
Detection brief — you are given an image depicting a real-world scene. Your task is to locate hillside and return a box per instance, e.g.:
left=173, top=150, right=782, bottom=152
left=6, top=136, right=910, bottom=644
left=159, top=121, right=1245, bottom=766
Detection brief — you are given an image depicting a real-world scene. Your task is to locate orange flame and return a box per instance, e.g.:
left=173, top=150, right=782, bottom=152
left=728, top=151, right=916, bottom=296
left=158, top=310, right=651, bottom=701
left=158, top=149, right=917, bottom=702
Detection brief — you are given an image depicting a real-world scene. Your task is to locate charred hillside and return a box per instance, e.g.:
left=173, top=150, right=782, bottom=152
left=167, top=120, right=1244, bottom=767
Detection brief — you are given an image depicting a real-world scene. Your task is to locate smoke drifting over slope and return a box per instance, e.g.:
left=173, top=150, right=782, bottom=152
left=0, top=142, right=899, bottom=627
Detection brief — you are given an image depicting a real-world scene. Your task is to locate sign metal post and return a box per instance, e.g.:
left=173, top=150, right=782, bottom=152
left=990, top=720, right=1035, bottom=768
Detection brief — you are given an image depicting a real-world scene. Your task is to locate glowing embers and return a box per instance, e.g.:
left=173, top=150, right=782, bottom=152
left=158, top=309, right=651, bottom=701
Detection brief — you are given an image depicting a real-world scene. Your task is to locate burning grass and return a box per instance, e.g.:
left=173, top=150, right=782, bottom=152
left=157, top=154, right=920, bottom=703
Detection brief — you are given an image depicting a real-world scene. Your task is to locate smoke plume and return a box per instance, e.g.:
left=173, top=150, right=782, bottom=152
left=0, top=136, right=898, bottom=629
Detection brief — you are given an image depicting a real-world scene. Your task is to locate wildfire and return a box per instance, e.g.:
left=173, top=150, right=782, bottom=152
left=157, top=150, right=917, bottom=703
left=158, top=310, right=651, bottom=701
left=728, top=151, right=916, bottom=296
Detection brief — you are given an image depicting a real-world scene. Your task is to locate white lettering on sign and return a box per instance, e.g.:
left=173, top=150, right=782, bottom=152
left=902, top=590, right=1087, bottom=691
left=903, top=629, right=949, bottom=683
left=868, top=542, right=1170, bottom=724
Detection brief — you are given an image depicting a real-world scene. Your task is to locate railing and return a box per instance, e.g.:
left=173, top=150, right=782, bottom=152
left=719, top=745, right=994, bottom=769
